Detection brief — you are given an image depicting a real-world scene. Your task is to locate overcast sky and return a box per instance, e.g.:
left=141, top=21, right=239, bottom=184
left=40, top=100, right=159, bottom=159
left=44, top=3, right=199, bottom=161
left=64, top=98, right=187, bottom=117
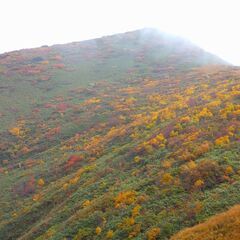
left=1, top=0, right=240, bottom=65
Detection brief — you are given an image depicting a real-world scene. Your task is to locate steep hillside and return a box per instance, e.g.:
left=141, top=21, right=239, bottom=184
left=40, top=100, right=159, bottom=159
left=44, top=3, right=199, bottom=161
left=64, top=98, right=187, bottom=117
left=0, top=29, right=239, bottom=240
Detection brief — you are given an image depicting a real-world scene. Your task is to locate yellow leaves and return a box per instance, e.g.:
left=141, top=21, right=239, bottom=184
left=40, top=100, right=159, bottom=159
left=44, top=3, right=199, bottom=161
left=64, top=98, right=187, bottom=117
left=37, top=178, right=45, bottom=187
left=82, top=200, right=91, bottom=208
left=159, top=108, right=176, bottom=121
left=215, top=135, right=230, bottom=146
left=161, top=173, right=174, bottom=185
left=9, top=120, right=26, bottom=138
left=114, top=191, right=136, bottom=208
left=187, top=161, right=197, bottom=170
left=128, top=224, right=141, bottom=238
left=130, top=132, right=140, bottom=139
left=185, top=87, right=195, bottom=95
left=180, top=160, right=197, bottom=172
left=63, top=167, right=87, bottom=189
left=170, top=130, right=178, bottom=137
left=146, top=227, right=161, bottom=240
left=105, top=126, right=127, bottom=141
left=180, top=116, right=191, bottom=123
left=225, top=166, right=234, bottom=175
left=194, top=179, right=204, bottom=189
left=95, top=226, right=102, bottom=235
left=132, top=204, right=141, bottom=217
left=148, top=133, right=166, bottom=148
left=231, top=89, right=240, bottom=96
left=106, top=230, right=114, bottom=238
left=201, top=83, right=209, bottom=89
left=32, top=193, right=41, bottom=202
left=69, top=176, right=80, bottom=185
left=123, top=217, right=135, bottom=226
left=202, top=94, right=211, bottom=101
left=9, top=127, right=21, bottom=136
left=84, top=97, right=101, bottom=105
left=196, top=108, right=213, bottom=119
left=12, top=212, right=18, bottom=218
left=207, top=100, right=221, bottom=108
left=63, top=183, right=69, bottom=190
left=45, top=227, right=56, bottom=238
left=134, top=156, right=141, bottom=163
left=219, top=103, right=236, bottom=118
left=84, top=164, right=96, bottom=172
left=155, top=133, right=165, bottom=143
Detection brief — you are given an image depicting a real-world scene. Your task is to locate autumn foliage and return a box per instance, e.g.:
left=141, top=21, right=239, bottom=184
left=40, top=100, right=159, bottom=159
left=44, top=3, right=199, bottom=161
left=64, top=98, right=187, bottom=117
left=171, top=205, right=240, bottom=240
left=0, top=30, right=240, bottom=240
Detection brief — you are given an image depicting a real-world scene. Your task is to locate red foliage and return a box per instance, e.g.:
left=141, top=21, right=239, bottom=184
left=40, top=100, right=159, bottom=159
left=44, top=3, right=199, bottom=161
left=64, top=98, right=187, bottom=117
left=65, top=155, right=84, bottom=169
left=13, top=176, right=36, bottom=197
left=46, top=127, right=61, bottom=139
left=56, top=103, right=69, bottom=112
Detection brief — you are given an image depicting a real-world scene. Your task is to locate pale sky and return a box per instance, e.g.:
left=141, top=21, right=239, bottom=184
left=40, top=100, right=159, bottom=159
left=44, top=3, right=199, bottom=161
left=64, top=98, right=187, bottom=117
left=1, top=0, right=240, bottom=65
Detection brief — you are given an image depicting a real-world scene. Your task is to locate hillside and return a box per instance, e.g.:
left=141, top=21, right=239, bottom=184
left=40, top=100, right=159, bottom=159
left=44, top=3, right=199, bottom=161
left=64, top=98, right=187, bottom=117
left=0, top=28, right=226, bottom=131
left=171, top=204, right=240, bottom=240
left=0, top=29, right=239, bottom=240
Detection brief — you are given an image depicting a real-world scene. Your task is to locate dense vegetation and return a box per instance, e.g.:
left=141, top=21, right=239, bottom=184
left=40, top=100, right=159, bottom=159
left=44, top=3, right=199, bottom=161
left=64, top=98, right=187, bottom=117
left=0, top=29, right=239, bottom=240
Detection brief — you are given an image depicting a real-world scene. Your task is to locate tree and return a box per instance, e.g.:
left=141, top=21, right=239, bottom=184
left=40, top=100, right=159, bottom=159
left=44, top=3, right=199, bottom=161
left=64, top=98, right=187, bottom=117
left=194, top=179, right=204, bottom=190
left=95, top=226, right=102, bottom=235
left=215, top=135, right=230, bottom=146
left=9, top=127, right=21, bottom=137
left=37, top=178, right=45, bottom=187
left=146, top=227, right=161, bottom=240
left=106, top=230, right=114, bottom=239
left=114, top=191, right=136, bottom=208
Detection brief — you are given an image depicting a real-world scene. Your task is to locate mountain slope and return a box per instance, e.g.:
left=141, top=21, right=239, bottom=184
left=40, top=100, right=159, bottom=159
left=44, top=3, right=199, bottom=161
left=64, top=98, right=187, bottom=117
left=0, top=29, right=239, bottom=240
left=171, top=204, right=240, bottom=240
left=0, top=28, right=226, bottom=131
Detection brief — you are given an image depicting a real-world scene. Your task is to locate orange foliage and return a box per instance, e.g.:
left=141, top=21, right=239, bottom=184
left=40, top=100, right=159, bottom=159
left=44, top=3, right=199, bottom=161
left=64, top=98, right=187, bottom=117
left=215, top=135, right=230, bottom=146
left=9, top=127, right=21, bottom=136
left=106, top=230, right=114, bottom=238
left=170, top=205, right=240, bottom=240
left=114, top=191, right=136, bottom=208
left=146, top=227, right=161, bottom=240
left=65, top=155, right=84, bottom=169
left=132, top=204, right=141, bottom=217
left=161, top=173, right=174, bottom=185
left=95, top=226, right=102, bottom=235
left=37, top=178, right=45, bottom=187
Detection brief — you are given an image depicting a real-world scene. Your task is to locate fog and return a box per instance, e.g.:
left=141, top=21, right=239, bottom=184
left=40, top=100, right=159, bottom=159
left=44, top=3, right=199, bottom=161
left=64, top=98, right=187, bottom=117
left=1, top=0, right=240, bottom=65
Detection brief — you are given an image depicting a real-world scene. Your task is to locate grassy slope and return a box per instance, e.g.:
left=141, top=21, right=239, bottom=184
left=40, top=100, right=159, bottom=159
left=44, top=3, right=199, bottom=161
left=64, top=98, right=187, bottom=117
left=0, top=29, right=239, bottom=240
left=0, top=28, right=225, bottom=131
left=170, top=204, right=240, bottom=240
